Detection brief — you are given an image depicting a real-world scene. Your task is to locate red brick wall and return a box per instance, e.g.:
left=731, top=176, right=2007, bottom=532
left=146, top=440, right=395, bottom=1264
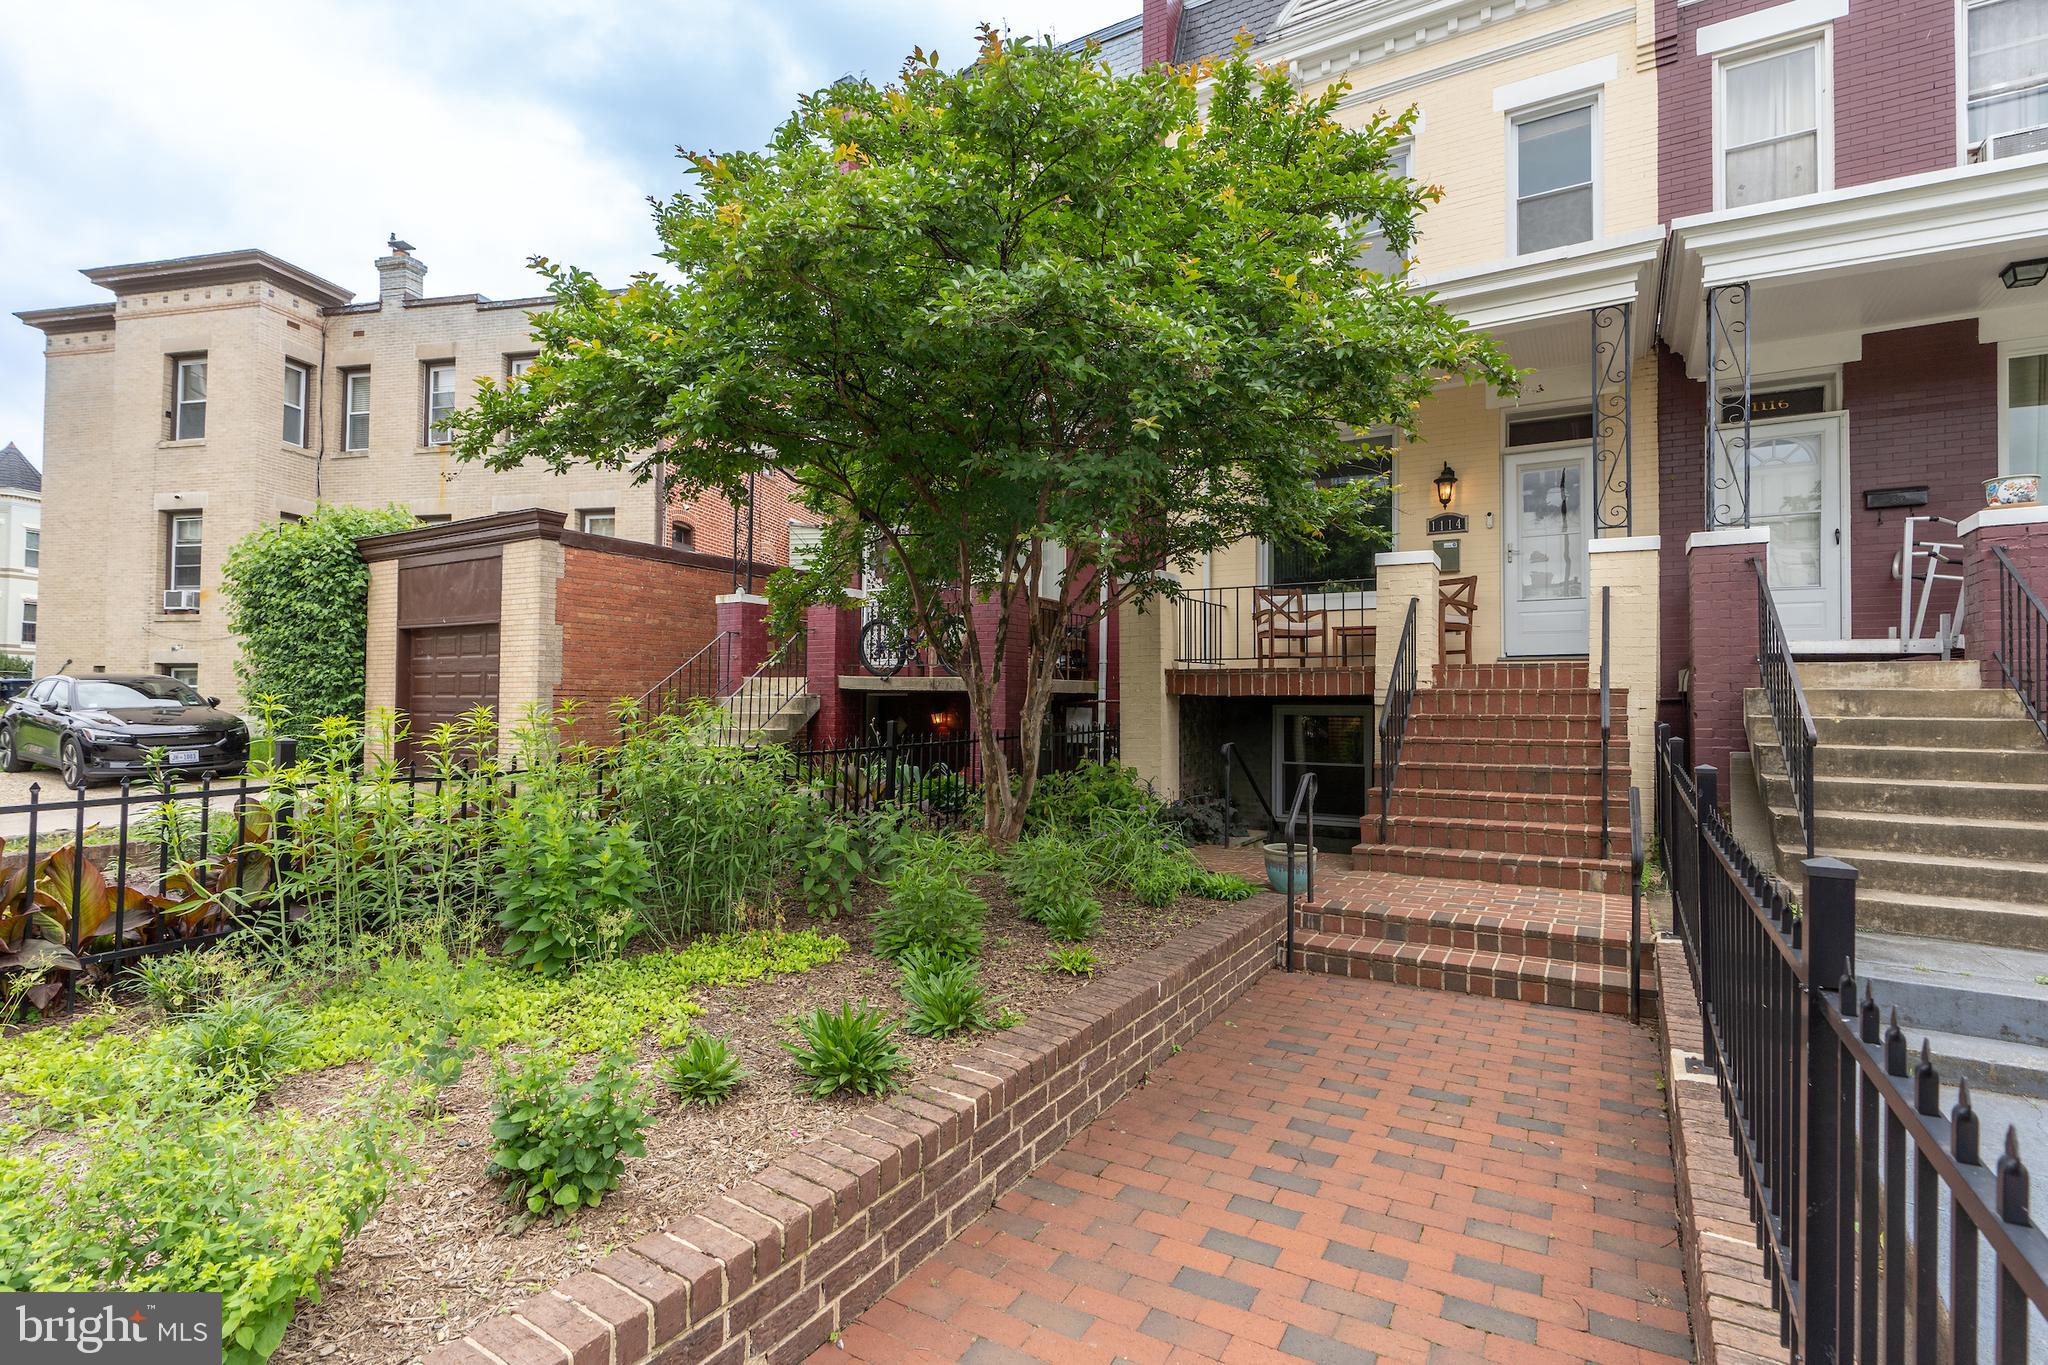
left=1964, top=519, right=2048, bottom=687
left=1686, top=537, right=1767, bottom=800
left=668, top=472, right=812, bottom=568
left=1657, top=0, right=1960, bottom=222
left=1841, top=321, right=1999, bottom=639
left=1658, top=348, right=1706, bottom=726
left=554, top=543, right=733, bottom=738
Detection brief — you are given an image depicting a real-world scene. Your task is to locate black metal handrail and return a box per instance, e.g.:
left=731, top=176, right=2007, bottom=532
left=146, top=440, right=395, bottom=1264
left=721, top=633, right=810, bottom=742
left=1991, top=545, right=2048, bottom=744
left=1599, top=585, right=1613, bottom=859
left=1376, top=596, right=1419, bottom=843
left=1627, top=783, right=1642, bottom=1023
left=1657, top=720, right=2048, bottom=1363
left=1280, top=771, right=1317, bottom=973
left=1220, top=741, right=1277, bottom=844
left=640, top=631, right=735, bottom=719
left=1172, top=584, right=1379, bottom=669
left=1753, top=557, right=1818, bottom=858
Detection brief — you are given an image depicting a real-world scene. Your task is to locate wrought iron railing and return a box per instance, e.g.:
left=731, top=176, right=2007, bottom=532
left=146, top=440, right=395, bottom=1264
left=1754, top=556, right=1819, bottom=858
left=1626, top=783, right=1642, bottom=1023
left=1375, top=596, right=1419, bottom=843
left=720, top=633, right=810, bottom=741
left=1279, top=771, right=1317, bottom=973
left=639, top=631, right=735, bottom=719
left=1172, top=584, right=1378, bottom=669
left=1599, top=585, right=1613, bottom=859
left=1991, top=545, right=2048, bottom=745
left=1659, top=722, right=2048, bottom=1364
left=787, top=717, right=1119, bottom=822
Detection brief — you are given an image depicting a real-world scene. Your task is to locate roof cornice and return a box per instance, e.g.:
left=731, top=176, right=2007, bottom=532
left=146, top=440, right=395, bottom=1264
left=1415, top=226, right=1665, bottom=332
left=14, top=303, right=115, bottom=334
left=80, top=249, right=354, bottom=306
left=1263, top=0, right=1576, bottom=78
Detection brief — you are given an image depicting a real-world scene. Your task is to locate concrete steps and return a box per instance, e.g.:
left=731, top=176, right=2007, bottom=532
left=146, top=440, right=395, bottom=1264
left=1859, top=932, right=2048, bottom=1098
left=710, top=680, right=818, bottom=746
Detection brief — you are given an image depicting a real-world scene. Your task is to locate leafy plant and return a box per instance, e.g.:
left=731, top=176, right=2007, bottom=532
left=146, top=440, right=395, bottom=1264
left=1040, top=896, right=1103, bottom=942
left=1045, top=945, right=1098, bottom=977
left=899, top=959, right=994, bottom=1038
left=219, top=505, right=421, bottom=738
left=1002, top=833, right=1095, bottom=922
left=1028, top=762, right=1161, bottom=835
left=493, top=784, right=648, bottom=976
left=158, top=991, right=310, bottom=1098
left=1188, top=870, right=1258, bottom=902
left=783, top=799, right=863, bottom=919
left=872, top=863, right=986, bottom=964
left=663, top=1032, right=746, bottom=1106
left=783, top=1002, right=909, bottom=1097
left=1131, top=856, right=1191, bottom=909
left=487, top=1049, right=651, bottom=1223
left=133, top=949, right=247, bottom=1017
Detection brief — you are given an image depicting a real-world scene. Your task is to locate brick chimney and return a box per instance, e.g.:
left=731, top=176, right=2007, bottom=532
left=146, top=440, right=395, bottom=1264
left=1142, top=0, right=1184, bottom=65
left=375, top=234, right=427, bottom=303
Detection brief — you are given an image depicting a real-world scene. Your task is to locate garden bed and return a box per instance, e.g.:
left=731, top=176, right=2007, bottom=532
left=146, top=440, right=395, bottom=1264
left=279, top=883, right=1225, bottom=1363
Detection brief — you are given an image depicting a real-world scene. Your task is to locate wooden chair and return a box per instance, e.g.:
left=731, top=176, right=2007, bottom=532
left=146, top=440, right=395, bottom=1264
left=1254, top=588, right=1327, bottom=668
left=1439, top=576, right=1477, bottom=667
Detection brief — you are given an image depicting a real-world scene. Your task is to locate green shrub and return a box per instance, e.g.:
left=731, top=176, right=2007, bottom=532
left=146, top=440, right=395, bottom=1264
left=663, top=1033, right=747, bottom=1107
left=159, top=992, right=310, bottom=1098
left=1130, top=853, right=1193, bottom=908
left=1188, top=870, right=1258, bottom=901
left=1041, top=896, right=1103, bottom=942
left=488, top=1050, right=650, bottom=1222
left=1045, top=945, right=1098, bottom=977
left=784, top=800, right=864, bottom=919
left=133, top=950, right=247, bottom=1017
left=219, top=504, right=421, bottom=738
left=900, top=960, right=994, bottom=1038
left=873, top=863, right=987, bottom=964
left=1027, top=762, right=1159, bottom=834
left=493, top=786, right=649, bottom=976
left=1002, top=833, right=1095, bottom=921
left=783, top=1002, right=909, bottom=1097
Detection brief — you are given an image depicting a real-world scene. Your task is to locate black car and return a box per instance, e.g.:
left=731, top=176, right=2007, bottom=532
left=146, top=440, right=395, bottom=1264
left=0, top=674, right=249, bottom=789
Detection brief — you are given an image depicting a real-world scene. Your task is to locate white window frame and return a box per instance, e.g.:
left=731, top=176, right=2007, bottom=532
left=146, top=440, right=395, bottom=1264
left=173, top=356, right=207, bottom=441
left=1958, top=0, right=2048, bottom=162
left=343, top=370, right=372, bottom=451
left=161, top=663, right=198, bottom=686
left=1998, top=338, right=2048, bottom=476
left=1713, top=30, right=1835, bottom=212
left=1505, top=93, right=1602, bottom=257
left=424, top=363, right=457, bottom=446
left=1255, top=434, right=1398, bottom=609
left=282, top=361, right=309, bottom=448
left=23, top=528, right=37, bottom=571
left=506, top=354, right=536, bottom=377
left=167, top=513, right=203, bottom=596
left=1270, top=703, right=1375, bottom=830
left=19, top=600, right=34, bottom=645
left=578, top=508, right=618, bottom=537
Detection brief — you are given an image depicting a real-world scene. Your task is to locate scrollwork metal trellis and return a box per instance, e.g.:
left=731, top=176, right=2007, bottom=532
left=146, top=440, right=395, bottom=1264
left=1705, top=282, right=1753, bottom=529
left=1590, top=302, right=1633, bottom=536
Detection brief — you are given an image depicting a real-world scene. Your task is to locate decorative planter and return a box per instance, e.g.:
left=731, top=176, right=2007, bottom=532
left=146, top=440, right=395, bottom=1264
left=1262, top=841, right=1315, bottom=895
left=1985, top=475, right=2041, bottom=508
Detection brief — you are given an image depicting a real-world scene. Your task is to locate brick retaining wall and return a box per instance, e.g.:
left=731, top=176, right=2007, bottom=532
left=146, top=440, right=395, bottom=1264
left=425, top=897, right=1286, bottom=1365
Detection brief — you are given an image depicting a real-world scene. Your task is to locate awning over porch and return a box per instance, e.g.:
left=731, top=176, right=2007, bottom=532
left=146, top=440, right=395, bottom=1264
left=1415, top=227, right=1664, bottom=372
left=1660, top=152, right=2048, bottom=377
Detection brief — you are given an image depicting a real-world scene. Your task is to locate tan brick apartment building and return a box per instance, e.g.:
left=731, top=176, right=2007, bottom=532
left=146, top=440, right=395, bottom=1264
left=14, top=242, right=693, bottom=712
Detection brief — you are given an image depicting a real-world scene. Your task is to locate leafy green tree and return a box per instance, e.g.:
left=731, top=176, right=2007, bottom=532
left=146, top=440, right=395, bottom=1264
left=451, top=31, right=1513, bottom=840
left=220, top=505, right=418, bottom=735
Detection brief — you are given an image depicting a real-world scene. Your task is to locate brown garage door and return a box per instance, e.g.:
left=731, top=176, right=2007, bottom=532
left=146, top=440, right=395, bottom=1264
left=402, top=625, right=500, bottom=752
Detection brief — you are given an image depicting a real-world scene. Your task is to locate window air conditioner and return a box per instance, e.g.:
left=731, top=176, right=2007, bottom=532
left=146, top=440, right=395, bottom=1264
left=163, top=588, right=199, bottom=612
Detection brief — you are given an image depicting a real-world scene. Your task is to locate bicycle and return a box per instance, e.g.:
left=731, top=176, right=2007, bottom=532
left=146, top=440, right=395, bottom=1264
left=858, top=611, right=966, bottom=679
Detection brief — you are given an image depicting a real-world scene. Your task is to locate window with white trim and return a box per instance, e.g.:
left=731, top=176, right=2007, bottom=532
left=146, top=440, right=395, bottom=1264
left=507, top=354, right=536, bottom=377
left=1967, top=0, right=2048, bottom=160
left=2008, top=348, right=2048, bottom=477
left=1268, top=437, right=1395, bottom=592
left=282, top=362, right=308, bottom=447
left=160, top=663, right=198, bottom=686
left=424, top=363, right=456, bottom=446
left=578, top=508, right=617, bottom=537
left=343, top=370, right=371, bottom=451
left=1510, top=101, right=1596, bottom=254
left=1349, top=144, right=1414, bottom=275
left=19, top=601, right=34, bottom=645
left=166, top=514, right=202, bottom=602
left=173, top=356, right=207, bottom=440
left=23, top=529, right=37, bottom=571
left=1718, top=39, right=1826, bottom=208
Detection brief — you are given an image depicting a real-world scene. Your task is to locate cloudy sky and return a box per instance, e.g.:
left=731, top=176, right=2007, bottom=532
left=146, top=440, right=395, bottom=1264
left=0, top=0, right=1136, bottom=464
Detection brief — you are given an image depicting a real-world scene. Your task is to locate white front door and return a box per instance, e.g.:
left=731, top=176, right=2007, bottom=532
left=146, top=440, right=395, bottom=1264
left=1746, top=415, right=1844, bottom=640
left=1504, top=449, right=1591, bottom=656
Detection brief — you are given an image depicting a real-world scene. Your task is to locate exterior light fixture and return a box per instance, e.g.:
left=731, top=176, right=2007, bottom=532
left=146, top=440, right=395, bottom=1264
left=1433, top=463, right=1459, bottom=509
left=2001, top=257, right=2048, bottom=290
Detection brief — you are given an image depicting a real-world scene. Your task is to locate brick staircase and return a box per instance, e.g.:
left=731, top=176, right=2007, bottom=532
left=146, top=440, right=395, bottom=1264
left=1356, top=661, right=1634, bottom=896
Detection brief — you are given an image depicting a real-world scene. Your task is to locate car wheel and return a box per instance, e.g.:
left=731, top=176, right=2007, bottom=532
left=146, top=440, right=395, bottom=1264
left=0, top=725, right=26, bottom=774
left=59, top=737, right=88, bottom=791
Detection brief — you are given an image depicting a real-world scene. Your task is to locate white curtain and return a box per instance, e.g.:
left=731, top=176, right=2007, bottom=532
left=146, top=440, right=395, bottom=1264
left=2014, top=355, right=2048, bottom=479
left=1724, top=45, right=1818, bottom=206
left=1970, top=0, right=2048, bottom=142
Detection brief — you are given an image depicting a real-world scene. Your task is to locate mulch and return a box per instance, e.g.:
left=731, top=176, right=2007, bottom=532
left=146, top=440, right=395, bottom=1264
left=272, top=876, right=1237, bottom=1364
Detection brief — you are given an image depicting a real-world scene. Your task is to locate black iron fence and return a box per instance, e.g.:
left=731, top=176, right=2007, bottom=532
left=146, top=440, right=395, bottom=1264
left=788, top=717, right=1120, bottom=822
left=1375, top=596, right=1419, bottom=842
left=1174, top=584, right=1378, bottom=669
left=1754, top=557, right=1819, bottom=858
left=1990, top=544, right=2048, bottom=745
left=1658, top=722, right=2048, bottom=1363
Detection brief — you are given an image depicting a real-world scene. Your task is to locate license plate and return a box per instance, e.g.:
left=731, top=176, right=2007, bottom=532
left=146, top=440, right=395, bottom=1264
left=168, top=748, right=201, bottom=764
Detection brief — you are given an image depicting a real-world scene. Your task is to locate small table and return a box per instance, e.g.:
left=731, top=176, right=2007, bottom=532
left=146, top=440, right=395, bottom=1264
left=1332, top=624, right=1377, bottom=666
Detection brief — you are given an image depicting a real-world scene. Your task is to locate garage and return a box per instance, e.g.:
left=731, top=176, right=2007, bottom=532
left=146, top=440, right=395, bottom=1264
left=401, top=624, right=500, bottom=743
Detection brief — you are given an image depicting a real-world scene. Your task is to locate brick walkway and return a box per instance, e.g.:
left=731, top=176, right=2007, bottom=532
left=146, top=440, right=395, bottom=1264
left=816, top=973, right=1691, bottom=1364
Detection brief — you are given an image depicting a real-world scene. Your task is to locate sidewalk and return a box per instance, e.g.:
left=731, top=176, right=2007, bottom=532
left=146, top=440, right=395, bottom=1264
left=818, top=971, right=1691, bottom=1364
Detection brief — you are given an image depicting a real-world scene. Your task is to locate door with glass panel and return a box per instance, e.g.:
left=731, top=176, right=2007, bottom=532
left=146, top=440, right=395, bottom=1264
left=1746, top=416, right=1843, bottom=640
left=1504, top=451, right=1590, bottom=656
left=1273, top=706, right=1371, bottom=824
